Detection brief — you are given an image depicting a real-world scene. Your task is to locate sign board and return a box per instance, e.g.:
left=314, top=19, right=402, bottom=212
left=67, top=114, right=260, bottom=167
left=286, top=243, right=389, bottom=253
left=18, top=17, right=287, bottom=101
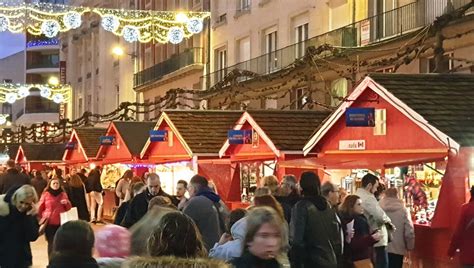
left=99, top=136, right=115, bottom=145
left=339, top=140, right=366, bottom=150
left=345, top=107, right=375, bottom=127
left=228, top=130, right=252, bottom=144
left=150, top=130, right=168, bottom=142
left=65, top=142, right=76, bottom=150
left=361, top=20, right=371, bottom=46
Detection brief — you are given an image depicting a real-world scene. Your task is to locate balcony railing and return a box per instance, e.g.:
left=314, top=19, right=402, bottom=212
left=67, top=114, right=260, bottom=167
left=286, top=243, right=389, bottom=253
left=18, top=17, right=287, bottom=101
left=134, top=47, right=204, bottom=88
left=27, top=55, right=60, bottom=69
left=205, top=0, right=473, bottom=89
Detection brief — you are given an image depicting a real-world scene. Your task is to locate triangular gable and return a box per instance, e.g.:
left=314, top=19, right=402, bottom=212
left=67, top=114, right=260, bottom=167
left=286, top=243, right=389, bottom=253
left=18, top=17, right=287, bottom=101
left=95, top=123, right=134, bottom=163
left=219, top=112, right=280, bottom=158
left=140, top=112, right=193, bottom=162
left=303, top=76, right=461, bottom=155
left=62, top=129, right=87, bottom=163
left=15, top=146, right=26, bottom=163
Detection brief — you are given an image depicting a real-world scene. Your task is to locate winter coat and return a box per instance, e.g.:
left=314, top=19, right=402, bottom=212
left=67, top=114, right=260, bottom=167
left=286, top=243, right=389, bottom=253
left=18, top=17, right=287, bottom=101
left=66, top=185, right=90, bottom=221
left=47, top=252, right=99, bottom=268
left=379, top=197, right=415, bottom=255
left=123, top=255, right=229, bottom=268
left=341, top=214, right=378, bottom=262
left=31, top=176, right=48, bottom=197
left=114, top=200, right=129, bottom=225
left=0, top=191, right=39, bottom=268
left=275, top=192, right=300, bottom=223
left=290, top=196, right=340, bottom=268
left=96, top=257, right=125, bottom=268
left=87, top=169, right=103, bottom=193
left=209, top=216, right=247, bottom=261
left=0, top=168, right=31, bottom=194
left=121, top=188, right=173, bottom=228
left=448, top=200, right=474, bottom=265
left=38, top=191, right=72, bottom=226
left=231, top=251, right=281, bottom=268
left=355, top=188, right=392, bottom=247
left=183, top=189, right=226, bottom=250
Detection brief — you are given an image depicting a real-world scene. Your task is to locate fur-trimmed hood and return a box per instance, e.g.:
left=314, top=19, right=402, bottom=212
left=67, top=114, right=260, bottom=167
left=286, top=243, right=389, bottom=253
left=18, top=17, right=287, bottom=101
left=122, top=256, right=230, bottom=268
left=0, top=194, right=10, bottom=216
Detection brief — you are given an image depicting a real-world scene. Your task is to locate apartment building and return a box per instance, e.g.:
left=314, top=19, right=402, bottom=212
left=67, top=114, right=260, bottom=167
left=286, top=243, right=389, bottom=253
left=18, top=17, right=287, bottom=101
left=203, top=0, right=474, bottom=110
left=133, top=0, right=209, bottom=120
left=61, top=0, right=135, bottom=119
left=0, top=51, right=25, bottom=126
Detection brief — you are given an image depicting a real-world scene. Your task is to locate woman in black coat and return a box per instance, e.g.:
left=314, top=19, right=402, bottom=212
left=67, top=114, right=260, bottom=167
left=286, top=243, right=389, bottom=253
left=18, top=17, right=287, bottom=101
left=65, top=174, right=90, bottom=221
left=0, top=185, right=40, bottom=268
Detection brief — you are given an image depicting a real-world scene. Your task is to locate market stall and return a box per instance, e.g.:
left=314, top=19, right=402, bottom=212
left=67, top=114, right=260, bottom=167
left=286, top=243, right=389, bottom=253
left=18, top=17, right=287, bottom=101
left=95, top=121, right=156, bottom=218
left=140, top=110, right=242, bottom=199
left=297, top=73, right=474, bottom=268
left=218, top=110, right=330, bottom=205
left=62, top=127, right=106, bottom=167
left=15, top=143, right=66, bottom=172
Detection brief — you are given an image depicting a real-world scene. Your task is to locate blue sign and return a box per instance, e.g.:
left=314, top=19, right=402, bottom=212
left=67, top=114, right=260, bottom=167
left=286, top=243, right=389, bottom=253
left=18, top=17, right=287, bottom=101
left=150, top=130, right=168, bottom=142
left=345, top=108, right=375, bottom=127
left=228, top=130, right=252, bottom=144
left=65, top=142, right=76, bottom=150
left=99, top=136, right=115, bottom=145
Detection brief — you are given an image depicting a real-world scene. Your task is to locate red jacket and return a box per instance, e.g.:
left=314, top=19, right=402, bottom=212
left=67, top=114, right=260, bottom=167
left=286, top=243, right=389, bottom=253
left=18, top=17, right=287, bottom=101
left=38, top=191, right=72, bottom=226
left=448, top=200, right=474, bottom=265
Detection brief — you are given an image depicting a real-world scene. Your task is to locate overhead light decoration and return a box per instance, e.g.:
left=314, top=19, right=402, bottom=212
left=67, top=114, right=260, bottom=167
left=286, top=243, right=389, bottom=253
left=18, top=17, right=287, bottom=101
left=63, top=11, right=82, bottom=29
left=17, top=86, right=30, bottom=98
left=40, top=20, right=60, bottom=38
left=176, top=13, right=188, bottom=23
left=5, top=93, right=17, bottom=104
left=0, top=15, right=9, bottom=32
left=52, top=93, right=64, bottom=103
left=39, top=86, right=52, bottom=98
left=186, top=18, right=203, bottom=34
left=101, top=14, right=120, bottom=32
left=122, top=26, right=140, bottom=43
left=167, top=27, right=184, bottom=44
left=0, top=114, right=7, bottom=125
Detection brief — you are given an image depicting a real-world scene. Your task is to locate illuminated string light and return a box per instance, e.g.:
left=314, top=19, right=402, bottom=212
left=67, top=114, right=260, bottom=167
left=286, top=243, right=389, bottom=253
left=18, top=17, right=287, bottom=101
left=0, top=83, right=71, bottom=104
left=63, top=11, right=82, bottom=29
left=40, top=20, right=60, bottom=38
left=167, top=26, right=184, bottom=44
left=52, top=93, right=65, bottom=103
left=5, top=93, right=17, bottom=104
left=0, top=15, right=9, bottom=32
left=17, top=87, right=30, bottom=98
left=40, top=86, right=52, bottom=98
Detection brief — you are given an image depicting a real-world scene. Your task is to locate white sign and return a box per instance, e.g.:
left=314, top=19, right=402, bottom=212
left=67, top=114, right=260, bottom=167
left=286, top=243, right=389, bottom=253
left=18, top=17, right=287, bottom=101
left=361, top=20, right=370, bottom=46
left=339, top=140, right=366, bottom=150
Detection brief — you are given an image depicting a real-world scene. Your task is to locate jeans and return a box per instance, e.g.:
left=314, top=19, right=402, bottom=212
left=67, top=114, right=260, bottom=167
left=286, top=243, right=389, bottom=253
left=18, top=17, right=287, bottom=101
left=375, top=246, right=389, bottom=268
left=90, top=191, right=103, bottom=221
left=45, top=224, right=60, bottom=259
left=388, top=253, right=403, bottom=268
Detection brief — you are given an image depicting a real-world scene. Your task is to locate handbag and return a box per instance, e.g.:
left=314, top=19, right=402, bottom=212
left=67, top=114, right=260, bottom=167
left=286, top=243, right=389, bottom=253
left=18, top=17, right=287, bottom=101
left=60, top=207, right=78, bottom=225
left=353, top=258, right=374, bottom=268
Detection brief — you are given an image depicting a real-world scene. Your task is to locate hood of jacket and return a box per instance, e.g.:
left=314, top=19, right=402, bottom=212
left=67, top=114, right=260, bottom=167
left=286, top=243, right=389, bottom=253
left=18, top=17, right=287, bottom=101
left=123, top=256, right=229, bottom=268
left=0, top=194, right=8, bottom=216
left=231, top=216, right=247, bottom=240
left=303, top=195, right=328, bottom=211
left=196, top=187, right=221, bottom=203
left=379, top=197, right=405, bottom=212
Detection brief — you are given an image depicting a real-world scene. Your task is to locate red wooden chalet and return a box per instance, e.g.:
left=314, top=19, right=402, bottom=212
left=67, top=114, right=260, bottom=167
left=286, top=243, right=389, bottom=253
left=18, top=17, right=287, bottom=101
left=16, top=143, right=66, bottom=171
left=62, top=127, right=107, bottom=165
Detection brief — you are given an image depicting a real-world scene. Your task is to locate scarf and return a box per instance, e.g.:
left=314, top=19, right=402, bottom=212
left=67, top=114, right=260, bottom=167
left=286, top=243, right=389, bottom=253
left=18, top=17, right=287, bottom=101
left=47, top=187, right=63, bottom=197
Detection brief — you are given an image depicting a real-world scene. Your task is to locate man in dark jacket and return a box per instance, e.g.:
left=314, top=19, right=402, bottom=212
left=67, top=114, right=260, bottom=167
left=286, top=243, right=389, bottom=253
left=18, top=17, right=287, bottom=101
left=0, top=160, right=31, bottom=194
left=121, top=173, right=173, bottom=228
left=290, top=171, right=340, bottom=268
left=183, top=174, right=227, bottom=251
left=86, top=166, right=104, bottom=224
left=275, top=174, right=300, bottom=223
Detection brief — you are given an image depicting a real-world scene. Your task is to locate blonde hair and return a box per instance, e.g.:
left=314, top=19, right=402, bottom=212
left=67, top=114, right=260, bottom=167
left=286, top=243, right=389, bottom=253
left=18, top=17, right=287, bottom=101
left=11, top=185, right=38, bottom=206
left=243, top=206, right=284, bottom=254
left=69, top=174, right=84, bottom=188
left=262, top=175, right=279, bottom=194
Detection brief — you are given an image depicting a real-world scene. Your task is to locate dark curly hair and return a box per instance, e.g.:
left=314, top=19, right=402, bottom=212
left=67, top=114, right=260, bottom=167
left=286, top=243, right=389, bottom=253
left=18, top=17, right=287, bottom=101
left=147, top=212, right=207, bottom=258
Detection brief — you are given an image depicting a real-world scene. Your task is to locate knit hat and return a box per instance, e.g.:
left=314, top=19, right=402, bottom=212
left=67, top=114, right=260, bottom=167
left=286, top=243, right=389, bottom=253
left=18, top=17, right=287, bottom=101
left=95, top=224, right=131, bottom=258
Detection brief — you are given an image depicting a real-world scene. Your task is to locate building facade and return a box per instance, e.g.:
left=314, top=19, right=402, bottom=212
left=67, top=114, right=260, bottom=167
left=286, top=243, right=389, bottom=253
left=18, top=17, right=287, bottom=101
left=61, top=0, right=136, bottom=120
left=133, top=0, right=210, bottom=120
left=203, top=0, right=474, bottom=110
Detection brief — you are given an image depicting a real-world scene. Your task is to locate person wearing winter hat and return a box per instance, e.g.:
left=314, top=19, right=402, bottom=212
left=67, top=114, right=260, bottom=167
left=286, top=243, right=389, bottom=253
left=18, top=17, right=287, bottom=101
left=95, top=224, right=131, bottom=268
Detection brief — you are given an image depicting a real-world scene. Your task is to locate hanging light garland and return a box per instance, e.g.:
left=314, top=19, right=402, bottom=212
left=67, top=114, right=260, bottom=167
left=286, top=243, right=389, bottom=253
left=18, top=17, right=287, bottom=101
left=0, top=2, right=210, bottom=44
left=0, top=83, right=71, bottom=104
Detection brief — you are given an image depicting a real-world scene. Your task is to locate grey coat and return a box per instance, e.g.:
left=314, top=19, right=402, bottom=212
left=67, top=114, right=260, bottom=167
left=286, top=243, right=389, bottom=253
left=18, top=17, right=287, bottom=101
left=380, top=197, right=415, bottom=255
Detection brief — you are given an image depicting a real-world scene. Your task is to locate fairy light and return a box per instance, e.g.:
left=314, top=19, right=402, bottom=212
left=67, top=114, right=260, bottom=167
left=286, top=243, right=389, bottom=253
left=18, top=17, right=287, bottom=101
left=17, top=86, right=30, bottom=98
left=0, top=15, right=9, bottom=32
left=186, top=18, right=203, bottom=34
left=101, top=14, right=120, bottom=32
left=0, top=83, right=71, bottom=104
left=39, top=86, right=52, bottom=98
left=63, top=11, right=82, bottom=29
left=122, top=25, right=140, bottom=43
left=40, top=20, right=60, bottom=38
left=0, top=114, right=7, bottom=125
left=52, top=93, right=65, bottom=103
left=167, top=26, right=184, bottom=44
left=5, top=93, right=17, bottom=104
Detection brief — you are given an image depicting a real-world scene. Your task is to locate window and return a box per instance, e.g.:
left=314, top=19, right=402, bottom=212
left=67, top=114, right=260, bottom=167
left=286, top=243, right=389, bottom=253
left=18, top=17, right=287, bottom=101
left=239, top=0, right=251, bottom=11
left=238, top=36, right=251, bottom=63
left=216, top=13, right=227, bottom=23
left=290, top=88, right=305, bottom=110
left=427, top=53, right=454, bottom=73
left=263, top=95, right=277, bottom=109
left=295, top=23, right=308, bottom=58
left=265, top=30, right=278, bottom=72
left=144, top=99, right=150, bottom=121
left=215, top=47, right=227, bottom=81
left=330, top=78, right=348, bottom=107
left=374, top=109, right=387, bottom=136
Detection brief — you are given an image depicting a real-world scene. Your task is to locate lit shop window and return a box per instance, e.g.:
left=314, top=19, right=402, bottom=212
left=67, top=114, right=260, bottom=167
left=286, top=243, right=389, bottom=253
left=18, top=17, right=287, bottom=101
left=374, top=109, right=386, bottom=136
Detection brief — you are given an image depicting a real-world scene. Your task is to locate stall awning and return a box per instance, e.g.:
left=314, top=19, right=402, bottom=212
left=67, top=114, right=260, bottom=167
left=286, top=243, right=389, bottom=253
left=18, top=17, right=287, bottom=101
left=279, top=150, right=448, bottom=170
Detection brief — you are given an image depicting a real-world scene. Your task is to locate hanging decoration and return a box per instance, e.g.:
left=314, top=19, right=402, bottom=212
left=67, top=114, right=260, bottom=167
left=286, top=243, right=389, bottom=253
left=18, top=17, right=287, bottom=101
left=0, top=115, right=8, bottom=126
left=0, top=83, right=71, bottom=104
left=0, top=2, right=209, bottom=44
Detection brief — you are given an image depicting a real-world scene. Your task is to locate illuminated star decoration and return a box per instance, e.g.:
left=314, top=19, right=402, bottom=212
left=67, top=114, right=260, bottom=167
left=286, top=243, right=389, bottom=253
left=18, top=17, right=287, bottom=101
left=63, top=11, right=82, bottom=29
left=0, top=15, right=9, bottom=32
left=167, top=27, right=184, bottom=44
left=40, top=20, right=60, bottom=38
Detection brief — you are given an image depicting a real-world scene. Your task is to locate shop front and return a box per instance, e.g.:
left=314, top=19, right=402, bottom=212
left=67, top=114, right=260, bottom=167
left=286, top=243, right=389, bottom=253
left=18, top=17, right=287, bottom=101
left=218, top=110, right=330, bottom=207
left=62, top=127, right=106, bottom=168
left=140, top=110, right=242, bottom=199
left=95, top=121, right=156, bottom=219
left=15, top=143, right=66, bottom=172
left=298, top=73, right=474, bottom=268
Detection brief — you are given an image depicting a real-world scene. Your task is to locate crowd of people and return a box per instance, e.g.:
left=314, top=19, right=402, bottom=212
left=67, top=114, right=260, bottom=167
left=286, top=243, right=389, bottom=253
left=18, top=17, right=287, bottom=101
left=0, top=158, right=473, bottom=268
